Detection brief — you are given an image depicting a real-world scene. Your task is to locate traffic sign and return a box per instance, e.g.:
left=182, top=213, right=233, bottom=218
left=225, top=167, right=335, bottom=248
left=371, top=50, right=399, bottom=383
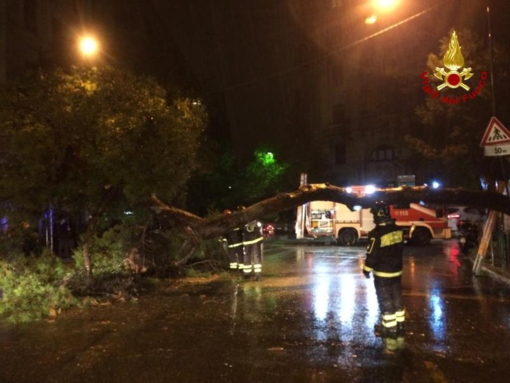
left=480, top=117, right=510, bottom=147
left=484, top=143, right=510, bottom=156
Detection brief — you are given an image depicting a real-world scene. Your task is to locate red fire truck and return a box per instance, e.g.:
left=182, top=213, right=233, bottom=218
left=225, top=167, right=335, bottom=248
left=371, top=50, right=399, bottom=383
left=306, top=186, right=451, bottom=246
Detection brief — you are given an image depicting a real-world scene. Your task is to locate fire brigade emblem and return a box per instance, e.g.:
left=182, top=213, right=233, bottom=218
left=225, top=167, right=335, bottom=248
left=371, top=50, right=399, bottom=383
left=434, top=31, right=473, bottom=91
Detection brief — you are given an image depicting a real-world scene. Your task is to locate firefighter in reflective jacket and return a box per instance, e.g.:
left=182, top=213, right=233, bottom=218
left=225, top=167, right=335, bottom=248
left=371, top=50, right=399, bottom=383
left=222, top=210, right=244, bottom=271
left=363, top=201, right=405, bottom=337
left=242, top=220, right=264, bottom=281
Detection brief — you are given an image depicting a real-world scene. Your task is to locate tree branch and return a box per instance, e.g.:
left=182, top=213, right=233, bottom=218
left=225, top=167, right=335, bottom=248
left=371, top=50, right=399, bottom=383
left=152, top=184, right=510, bottom=239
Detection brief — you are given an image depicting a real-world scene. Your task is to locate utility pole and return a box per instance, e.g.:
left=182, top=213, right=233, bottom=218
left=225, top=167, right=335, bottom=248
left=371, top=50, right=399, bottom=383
left=295, top=173, right=308, bottom=239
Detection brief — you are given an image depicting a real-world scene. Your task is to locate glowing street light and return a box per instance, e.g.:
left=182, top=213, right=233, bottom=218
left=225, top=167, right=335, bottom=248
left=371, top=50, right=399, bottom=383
left=365, top=185, right=377, bottom=194
left=365, top=15, right=377, bottom=24
left=373, top=0, right=399, bottom=10
left=366, top=0, right=399, bottom=25
left=79, top=36, right=99, bottom=58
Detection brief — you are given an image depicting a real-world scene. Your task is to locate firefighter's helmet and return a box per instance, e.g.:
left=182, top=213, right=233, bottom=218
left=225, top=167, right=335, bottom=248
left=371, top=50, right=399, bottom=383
left=370, top=201, right=391, bottom=224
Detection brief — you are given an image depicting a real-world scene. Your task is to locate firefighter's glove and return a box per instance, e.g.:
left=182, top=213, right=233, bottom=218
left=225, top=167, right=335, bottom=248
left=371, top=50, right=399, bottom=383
left=363, top=270, right=371, bottom=279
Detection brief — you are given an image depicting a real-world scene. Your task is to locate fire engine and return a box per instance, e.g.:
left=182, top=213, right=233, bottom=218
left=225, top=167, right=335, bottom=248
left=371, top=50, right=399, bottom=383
left=305, top=186, right=452, bottom=246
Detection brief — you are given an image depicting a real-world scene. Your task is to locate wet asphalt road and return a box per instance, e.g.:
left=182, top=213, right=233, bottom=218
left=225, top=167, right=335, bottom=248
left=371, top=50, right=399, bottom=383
left=2, top=240, right=510, bottom=383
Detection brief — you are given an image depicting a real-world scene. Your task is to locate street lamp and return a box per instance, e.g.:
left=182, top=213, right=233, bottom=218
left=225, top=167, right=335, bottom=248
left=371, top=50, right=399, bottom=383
left=373, top=0, right=399, bottom=10
left=366, top=0, right=400, bottom=24
left=365, top=15, right=377, bottom=24
left=79, top=36, right=99, bottom=59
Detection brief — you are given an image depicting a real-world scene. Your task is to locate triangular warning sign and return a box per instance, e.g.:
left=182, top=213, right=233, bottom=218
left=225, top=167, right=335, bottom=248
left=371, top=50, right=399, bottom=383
left=480, top=117, right=510, bottom=147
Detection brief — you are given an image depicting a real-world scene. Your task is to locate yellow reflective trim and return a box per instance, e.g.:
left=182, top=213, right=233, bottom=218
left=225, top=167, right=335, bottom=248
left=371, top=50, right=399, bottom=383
left=396, top=317, right=405, bottom=323
left=380, top=231, right=403, bottom=247
left=373, top=270, right=402, bottom=278
left=367, top=238, right=376, bottom=254
left=382, top=321, right=397, bottom=328
left=238, top=264, right=245, bottom=269
left=243, top=237, right=264, bottom=246
left=228, top=243, right=243, bottom=248
left=363, top=265, right=373, bottom=272
left=243, top=268, right=252, bottom=274
left=396, top=309, right=405, bottom=317
left=382, top=314, right=396, bottom=320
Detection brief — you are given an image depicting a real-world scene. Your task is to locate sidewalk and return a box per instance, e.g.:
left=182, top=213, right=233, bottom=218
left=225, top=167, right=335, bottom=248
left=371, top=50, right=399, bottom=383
left=468, top=253, right=510, bottom=285
left=478, top=261, right=510, bottom=285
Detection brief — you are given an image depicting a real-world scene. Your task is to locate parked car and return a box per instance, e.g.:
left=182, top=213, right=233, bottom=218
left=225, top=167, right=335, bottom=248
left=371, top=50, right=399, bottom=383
left=447, top=206, right=487, bottom=234
left=273, top=221, right=296, bottom=235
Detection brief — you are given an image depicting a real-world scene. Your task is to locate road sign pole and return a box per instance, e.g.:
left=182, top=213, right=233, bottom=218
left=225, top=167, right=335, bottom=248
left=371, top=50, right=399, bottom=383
left=473, top=182, right=505, bottom=275
left=295, top=173, right=308, bottom=239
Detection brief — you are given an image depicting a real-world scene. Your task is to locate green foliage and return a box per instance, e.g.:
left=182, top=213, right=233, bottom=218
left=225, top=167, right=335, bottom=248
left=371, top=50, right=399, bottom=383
left=0, top=65, right=207, bottom=224
left=0, top=251, right=77, bottom=323
left=244, top=149, right=288, bottom=203
left=188, top=147, right=289, bottom=213
left=72, top=225, right=133, bottom=277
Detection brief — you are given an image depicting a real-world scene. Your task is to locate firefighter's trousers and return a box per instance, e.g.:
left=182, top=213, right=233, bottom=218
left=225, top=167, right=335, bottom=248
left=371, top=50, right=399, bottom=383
left=228, top=247, right=244, bottom=270
left=243, top=242, right=262, bottom=275
left=374, top=276, right=405, bottom=329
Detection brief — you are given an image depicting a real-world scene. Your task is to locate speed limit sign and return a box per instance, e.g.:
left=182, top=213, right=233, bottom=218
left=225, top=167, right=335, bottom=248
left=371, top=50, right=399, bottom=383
left=480, top=117, right=510, bottom=157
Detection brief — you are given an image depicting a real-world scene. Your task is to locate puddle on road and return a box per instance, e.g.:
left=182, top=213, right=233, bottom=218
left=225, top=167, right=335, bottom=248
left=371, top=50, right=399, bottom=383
left=2, top=243, right=510, bottom=382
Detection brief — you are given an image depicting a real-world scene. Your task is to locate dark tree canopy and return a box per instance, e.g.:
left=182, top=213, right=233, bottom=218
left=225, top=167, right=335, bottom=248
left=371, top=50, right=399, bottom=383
left=0, top=66, right=207, bottom=220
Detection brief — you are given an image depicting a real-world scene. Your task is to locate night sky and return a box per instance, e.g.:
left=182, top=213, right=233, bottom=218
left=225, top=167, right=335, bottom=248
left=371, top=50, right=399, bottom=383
left=82, top=0, right=510, bottom=162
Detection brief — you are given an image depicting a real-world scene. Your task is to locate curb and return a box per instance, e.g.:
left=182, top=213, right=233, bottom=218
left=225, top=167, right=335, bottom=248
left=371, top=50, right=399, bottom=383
left=469, top=256, right=510, bottom=285
left=481, top=264, right=510, bottom=285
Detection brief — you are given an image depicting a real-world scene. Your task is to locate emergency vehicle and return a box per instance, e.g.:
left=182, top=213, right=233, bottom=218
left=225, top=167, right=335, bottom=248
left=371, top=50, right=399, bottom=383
left=305, top=186, right=451, bottom=246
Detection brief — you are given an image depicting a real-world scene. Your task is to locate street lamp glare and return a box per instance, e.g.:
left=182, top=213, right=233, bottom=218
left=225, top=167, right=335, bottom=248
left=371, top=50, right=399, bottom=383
left=365, top=15, right=377, bottom=24
left=373, top=0, right=399, bottom=10
left=80, top=36, right=99, bottom=57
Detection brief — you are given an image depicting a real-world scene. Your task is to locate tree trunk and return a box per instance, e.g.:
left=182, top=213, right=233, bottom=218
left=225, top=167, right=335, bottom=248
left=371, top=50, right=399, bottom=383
left=82, top=215, right=97, bottom=279
left=81, top=187, right=118, bottom=279
left=151, top=184, right=510, bottom=240
left=174, top=227, right=200, bottom=267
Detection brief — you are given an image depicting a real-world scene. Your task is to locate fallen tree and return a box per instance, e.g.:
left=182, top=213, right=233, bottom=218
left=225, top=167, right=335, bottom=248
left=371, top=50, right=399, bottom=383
left=151, top=184, right=510, bottom=243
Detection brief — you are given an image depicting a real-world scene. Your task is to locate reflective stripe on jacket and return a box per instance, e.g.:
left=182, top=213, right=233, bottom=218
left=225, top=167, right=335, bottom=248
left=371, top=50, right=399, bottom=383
left=243, top=221, right=263, bottom=246
left=226, top=228, right=243, bottom=248
left=363, top=221, right=404, bottom=278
